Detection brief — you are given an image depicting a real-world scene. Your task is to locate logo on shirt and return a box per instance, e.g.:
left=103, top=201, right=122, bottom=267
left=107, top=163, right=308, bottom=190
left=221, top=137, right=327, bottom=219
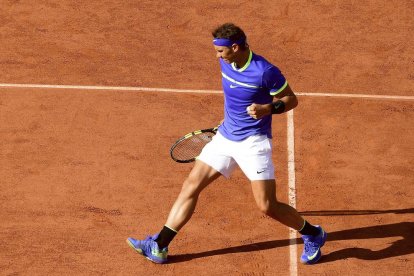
left=229, top=84, right=238, bottom=88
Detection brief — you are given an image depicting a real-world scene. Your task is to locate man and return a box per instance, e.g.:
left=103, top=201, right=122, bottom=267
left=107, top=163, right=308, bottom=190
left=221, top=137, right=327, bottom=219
left=127, top=23, right=327, bottom=265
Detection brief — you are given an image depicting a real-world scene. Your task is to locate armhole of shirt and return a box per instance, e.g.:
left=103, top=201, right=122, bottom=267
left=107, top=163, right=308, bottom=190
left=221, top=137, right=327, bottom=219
left=270, top=80, right=288, bottom=96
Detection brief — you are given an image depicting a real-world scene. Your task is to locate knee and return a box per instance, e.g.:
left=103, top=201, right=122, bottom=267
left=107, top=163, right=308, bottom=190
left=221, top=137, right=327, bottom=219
left=256, top=199, right=282, bottom=217
left=256, top=200, right=276, bottom=216
left=180, top=176, right=202, bottom=197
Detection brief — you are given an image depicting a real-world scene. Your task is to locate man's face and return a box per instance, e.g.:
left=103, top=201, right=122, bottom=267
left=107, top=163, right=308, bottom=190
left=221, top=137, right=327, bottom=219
left=214, top=45, right=237, bottom=63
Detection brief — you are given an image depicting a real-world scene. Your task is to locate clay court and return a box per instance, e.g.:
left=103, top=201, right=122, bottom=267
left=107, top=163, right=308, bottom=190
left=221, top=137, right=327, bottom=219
left=1, top=1, right=413, bottom=275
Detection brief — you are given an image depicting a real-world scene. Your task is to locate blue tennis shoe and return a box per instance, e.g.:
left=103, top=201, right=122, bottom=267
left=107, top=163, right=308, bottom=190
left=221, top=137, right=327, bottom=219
left=300, top=225, right=327, bottom=264
left=126, top=234, right=168, bottom=264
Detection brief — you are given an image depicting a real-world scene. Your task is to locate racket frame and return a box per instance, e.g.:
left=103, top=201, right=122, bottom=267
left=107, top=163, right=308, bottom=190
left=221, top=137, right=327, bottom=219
left=170, top=127, right=218, bottom=163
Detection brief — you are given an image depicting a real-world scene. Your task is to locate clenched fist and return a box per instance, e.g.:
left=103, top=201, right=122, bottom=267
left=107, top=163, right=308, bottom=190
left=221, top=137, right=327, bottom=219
left=246, top=103, right=272, bottom=119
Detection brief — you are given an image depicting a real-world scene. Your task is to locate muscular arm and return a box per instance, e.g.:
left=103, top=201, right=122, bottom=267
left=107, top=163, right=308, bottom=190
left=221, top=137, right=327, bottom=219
left=273, top=84, right=298, bottom=111
left=247, top=84, right=298, bottom=119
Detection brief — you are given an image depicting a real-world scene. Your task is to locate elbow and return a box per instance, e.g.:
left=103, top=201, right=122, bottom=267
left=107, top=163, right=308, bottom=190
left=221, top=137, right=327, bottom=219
left=294, top=96, right=299, bottom=108
left=291, top=96, right=298, bottom=110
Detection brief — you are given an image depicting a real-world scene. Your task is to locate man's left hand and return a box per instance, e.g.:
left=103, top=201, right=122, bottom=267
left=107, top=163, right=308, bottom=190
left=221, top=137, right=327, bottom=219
left=246, top=103, right=271, bottom=119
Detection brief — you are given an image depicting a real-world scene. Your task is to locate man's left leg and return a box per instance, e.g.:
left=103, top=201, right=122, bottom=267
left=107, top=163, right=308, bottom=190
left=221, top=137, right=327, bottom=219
left=251, top=179, right=327, bottom=264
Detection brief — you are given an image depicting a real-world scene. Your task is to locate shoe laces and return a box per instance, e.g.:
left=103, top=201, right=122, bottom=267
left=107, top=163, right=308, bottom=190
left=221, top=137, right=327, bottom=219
left=142, top=236, right=168, bottom=253
left=303, top=236, right=319, bottom=253
left=141, top=238, right=158, bottom=252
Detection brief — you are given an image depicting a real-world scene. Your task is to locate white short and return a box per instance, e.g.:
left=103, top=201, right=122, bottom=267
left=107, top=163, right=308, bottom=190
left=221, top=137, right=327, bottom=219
left=197, top=131, right=275, bottom=181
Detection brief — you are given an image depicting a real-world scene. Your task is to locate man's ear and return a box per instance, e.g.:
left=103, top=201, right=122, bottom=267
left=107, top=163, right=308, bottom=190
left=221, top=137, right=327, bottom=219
left=231, top=43, right=239, bottom=52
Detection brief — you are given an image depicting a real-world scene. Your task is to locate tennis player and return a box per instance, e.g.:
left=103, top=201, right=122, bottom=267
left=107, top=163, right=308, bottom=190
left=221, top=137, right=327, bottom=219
left=127, top=23, right=327, bottom=265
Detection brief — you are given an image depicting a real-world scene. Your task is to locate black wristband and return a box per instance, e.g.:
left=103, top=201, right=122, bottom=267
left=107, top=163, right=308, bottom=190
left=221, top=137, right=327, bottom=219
left=271, top=100, right=286, bottom=114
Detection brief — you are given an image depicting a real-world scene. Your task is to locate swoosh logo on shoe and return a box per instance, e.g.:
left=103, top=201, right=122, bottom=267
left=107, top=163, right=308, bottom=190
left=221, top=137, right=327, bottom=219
left=307, top=249, right=320, bottom=261
left=257, top=170, right=266, bottom=174
left=151, top=248, right=168, bottom=259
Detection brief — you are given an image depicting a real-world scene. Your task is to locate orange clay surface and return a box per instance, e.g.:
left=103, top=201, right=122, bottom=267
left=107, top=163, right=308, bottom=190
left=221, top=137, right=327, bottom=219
left=0, top=1, right=413, bottom=275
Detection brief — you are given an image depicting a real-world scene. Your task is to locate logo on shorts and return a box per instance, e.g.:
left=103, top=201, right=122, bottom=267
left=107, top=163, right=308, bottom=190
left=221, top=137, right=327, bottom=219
left=256, top=170, right=266, bottom=174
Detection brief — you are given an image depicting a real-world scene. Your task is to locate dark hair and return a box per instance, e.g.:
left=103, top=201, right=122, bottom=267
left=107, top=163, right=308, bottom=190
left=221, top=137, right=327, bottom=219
left=212, top=23, right=248, bottom=50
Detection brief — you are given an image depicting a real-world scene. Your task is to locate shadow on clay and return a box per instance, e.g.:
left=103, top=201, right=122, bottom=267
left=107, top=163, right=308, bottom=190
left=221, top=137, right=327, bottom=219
left=168, top=208, right=414, bottom=264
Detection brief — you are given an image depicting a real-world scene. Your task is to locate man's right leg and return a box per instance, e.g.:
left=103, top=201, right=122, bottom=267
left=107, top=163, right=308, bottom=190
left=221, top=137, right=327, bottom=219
left=127, top=160, right=221, bottom=263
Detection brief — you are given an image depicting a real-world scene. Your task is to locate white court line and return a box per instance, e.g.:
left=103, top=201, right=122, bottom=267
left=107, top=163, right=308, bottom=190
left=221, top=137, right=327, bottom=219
left=298, top=92, right=414, bottom=100
left=0, top=83, right=413, bottom=100
left=0, top=83, right=222, bottom=94
left=287, top=110, right=298, bottom=276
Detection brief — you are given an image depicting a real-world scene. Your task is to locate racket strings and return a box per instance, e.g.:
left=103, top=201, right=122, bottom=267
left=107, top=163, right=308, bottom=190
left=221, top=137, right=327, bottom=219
left=171, top=132, right=214, bottom=161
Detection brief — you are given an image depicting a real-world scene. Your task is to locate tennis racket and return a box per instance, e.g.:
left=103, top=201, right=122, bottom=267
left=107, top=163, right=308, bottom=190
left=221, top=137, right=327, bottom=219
left=170, top=126, right=218, bottom=163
